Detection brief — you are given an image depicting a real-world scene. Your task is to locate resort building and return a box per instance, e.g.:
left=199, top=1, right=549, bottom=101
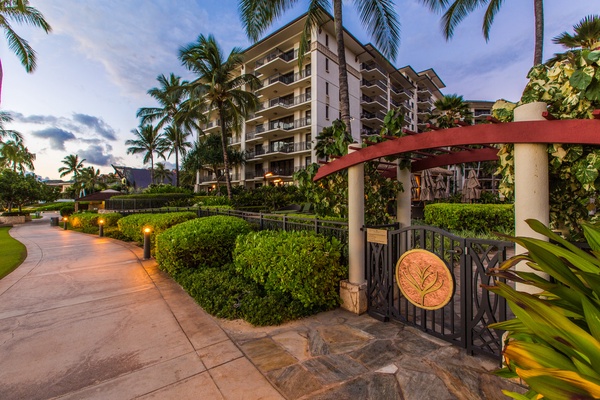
left=196, top=10, right=446, bottom=191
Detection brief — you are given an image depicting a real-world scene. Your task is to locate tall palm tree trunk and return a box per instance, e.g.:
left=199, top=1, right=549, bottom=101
left=175, top=147, right=180, bottom=187
left=219, top=108, right=233, bottom=199
left=150, top=155, right=154, bottom=185
left=533, top=0, right=544, bottom=65
left=333, top=0, right=352, bottom=138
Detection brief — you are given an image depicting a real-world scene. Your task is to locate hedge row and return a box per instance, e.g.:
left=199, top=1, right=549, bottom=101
left=70, top=212, right=122, bottom=230
left=194, top=196, right=231, bottom=207
left=424, top=203, right=514, bottom=233
left=111, top=193, right=192, bottom=200
left=117, top=212, right=197, bottom=243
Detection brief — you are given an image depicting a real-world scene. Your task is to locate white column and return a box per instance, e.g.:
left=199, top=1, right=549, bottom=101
left=513, top=102, right=549, bottom=293
left=396, top=163, right=412, bottom=229
left=348, top=145, right=365, bottom=285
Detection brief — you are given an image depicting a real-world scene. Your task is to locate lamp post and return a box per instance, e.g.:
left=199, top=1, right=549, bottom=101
left=143, top=227, right=151, bottom=259
left=98, top=219, right=104, bottom=237
left=63, top=216, right=68, bottom=230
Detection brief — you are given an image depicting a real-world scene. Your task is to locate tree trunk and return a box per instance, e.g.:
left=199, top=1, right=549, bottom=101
left=219, top=107, right=233, bottom=199
left=150, top=155, right=154, bottom=185
left=533, top=0, right=544, bottom=65
left=333, top=0, right=352, bottom=139
left=175, top=147, right=180, bottom=187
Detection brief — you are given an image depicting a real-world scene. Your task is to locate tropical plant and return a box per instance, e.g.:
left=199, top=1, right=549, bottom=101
left=546, top=15, right=600, bottom=64
left=179, top=34, right=260, bottom=199
left=125, top=124, right=166, bottom=185
left=487, top=219, right=600, bottom=399
left=153, top=162, right=172, bottom=184
left=0, top=169, right=54, bottom=212
left=160, top=124, right=191, bottom=187
left=0, top=0, right=52, bottom=102
left=421, top=0, right=545, bottom=65
left=75, top=166, right=105, bottom=196
left=239, top=0, right=400, bottom=137
left=0, top=139, right=35, bottom=173
left=314, top=119, right=353, bottom=161
left=0, top=111, right=22, bottom=143
left=429, top=93, right=473, bottom=128
left=136, top=73, right=187, bottom=131
left=58, top=154, right=86, bottom=179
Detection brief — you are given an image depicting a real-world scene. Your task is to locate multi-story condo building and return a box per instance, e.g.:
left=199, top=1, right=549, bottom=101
left=466, top=100, right=494, bottom=124
left=197, top=10, right=445, bottom=191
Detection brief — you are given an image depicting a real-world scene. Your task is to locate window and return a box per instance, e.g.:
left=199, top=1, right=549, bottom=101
left=325, top=34, right=329, bottom=47
left=325, top=82, right=329, bottom=95
left=325, top=105, right=329, bottom=120
left=305, top=156, right=312, bottom=167
left=325, top=58, right=329, bottom=72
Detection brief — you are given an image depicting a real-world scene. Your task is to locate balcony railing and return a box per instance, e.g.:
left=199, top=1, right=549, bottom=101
left=263, top=93, right=311, bottom=110
left=474, top=110, right=491, bottom=117
left=361, top=78, right=387, bottom=91
left=361, top=62, right=387, bottom=76
left=255, top=49, right=298, bottom=69
left=245, top=165, right=308, bottom=179
left=263, top=69, right=311, bottom=87
left=268, top=117, right=311, bottom=132
left=361, top=128, right=378, bottom=136
left=198, top=172, right=241, bottom=183
left=361, top=111, right=386, bottom=121
left=361, top=94, right=387, bottom=107
left=267, top=141, right=311, bottom=154
left=391, top=85, right=409, bottom=97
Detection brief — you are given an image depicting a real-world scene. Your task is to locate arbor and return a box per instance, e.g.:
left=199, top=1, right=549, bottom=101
left=126, top=124, right=166, bottom=185
left=58, top=154, right=85, bottom=179
left=179, top=34, right=260, bottom=199
left=239, top=0, right=400, bottom=137
left=421, top=0, right=545, bottom=65
left=161, top=124, right=191, bottom=187
left=0, top=0, right=52, bottom=102
left=0, top=139, right=35, bottom=172
left=429, top=93, right=472, bottom=128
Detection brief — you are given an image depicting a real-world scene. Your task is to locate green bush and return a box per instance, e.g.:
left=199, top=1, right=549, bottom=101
left=424, top=203, right=514, bottom=233
left=173, top=265, right=311, bottom=326
left=107, top=193, right=193, bottom=210
left=155, top=215, right=252, bottom=275
left=117, top=212, right=196, bottom=243
left=194, top=195, right=231, bottom=206
left=231, top=185, right=306, bottom=212
left=60, top=205, right=75, bottom=217
left=144, top=184, right=191, bottom=194
left=29, top=202, right=73, bottom=212
left=234, top=230, right=346, bottom=309
left=69, top=212, right=122, bottom=232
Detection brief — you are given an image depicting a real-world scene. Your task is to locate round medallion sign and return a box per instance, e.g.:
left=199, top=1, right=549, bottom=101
left=395, top=249, right=455, bottom=310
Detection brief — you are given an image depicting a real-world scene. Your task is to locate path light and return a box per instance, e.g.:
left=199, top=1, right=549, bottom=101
left=63, top=216, right=68, bottom=230
left=98, top=219, right=104, bottom=237
left=143, top=226, right=152, bottom=260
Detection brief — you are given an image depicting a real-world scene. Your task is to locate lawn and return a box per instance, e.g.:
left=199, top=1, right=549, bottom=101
left=0, top=227, right=27, bottom=279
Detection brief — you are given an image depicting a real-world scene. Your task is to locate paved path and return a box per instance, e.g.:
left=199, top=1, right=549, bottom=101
left=0, top=214, right=283, bottom=399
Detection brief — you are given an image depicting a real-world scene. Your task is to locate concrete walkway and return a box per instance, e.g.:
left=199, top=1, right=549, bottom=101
left=0, top=214, right=283, bottom=399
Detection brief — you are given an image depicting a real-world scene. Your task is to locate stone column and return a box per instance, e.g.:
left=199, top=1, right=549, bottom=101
left=339, top=145, right=367, bottom=314
left=513, top=102, right=550, bottom=293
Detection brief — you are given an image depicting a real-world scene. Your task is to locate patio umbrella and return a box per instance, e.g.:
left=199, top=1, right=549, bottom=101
left=462, top=169, right=482, bottom=202
left=419, top=169, right=435, bottom=202
left=434, top=174, right=448, bottom=199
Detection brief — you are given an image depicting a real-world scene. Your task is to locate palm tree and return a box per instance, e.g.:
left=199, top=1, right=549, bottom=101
left=76, top=166, right=104, bottom=196
left=421, top=0, right=545, bottom=65
left=546, top=15, right=600, bottom=64
left=179, top=34, right=260, bottom=199
left=0, top=0, right=52, bottom=103
left=125, top=124, right=166, bottom=185
left=153, top=162, right=171, bottom=184
left=0, top=139, right=35, bottom=173
left=429, top=94, right=472, bottom=129
left=0, top=111, right=23, bottom=143
left=58, top=154, right=86, bottom=179
left=161, top=124, right=191, bottom=187
left=239, top=1, right=400, bottom=137
left=136, top=73, right=188, bottom=130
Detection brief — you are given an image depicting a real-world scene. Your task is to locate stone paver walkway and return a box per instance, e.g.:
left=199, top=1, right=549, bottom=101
left=0, top=213, right=525, bottom=399
left=0, top=214, right=282, bottom=399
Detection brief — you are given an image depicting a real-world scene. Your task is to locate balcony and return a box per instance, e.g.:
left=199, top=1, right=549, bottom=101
left=360, top=127, right=378, bottom=137
left=258, top=93, right=311, bottom=119
left=361, top=78, right=387, bottom=97
left=198, top=172, right=241, bottom=184
left=259, top=69, right=312, bottom=98
left=227, top=136, right=242, bottom=145
left=245, top=165, right=307, bottom=180
left=361, top=62, right=387, bottom=80
left=202, top=119, right=221, bottom=134
left=417, top=98, right=434, bottom=110
left=390, top=85, right=410, bottom=100
left=361, top=110, right=386, bottom=123
left=360, top=94, right=387, bottom=112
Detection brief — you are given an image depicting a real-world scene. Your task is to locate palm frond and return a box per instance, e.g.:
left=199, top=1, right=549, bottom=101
left=355, top=0, right=401, bottom=59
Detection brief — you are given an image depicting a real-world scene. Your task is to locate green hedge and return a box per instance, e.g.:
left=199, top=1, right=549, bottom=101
left=155, top=215, right=253, bottom=275
left=111, top=193, right=192, bottom=200
left=234, top=230, right=346, bottom=309
left=70, top=212, right=122, bottom=230
left=107, top=193, right=194, bottom=209
left=194, top=196, right=231, bottom=206
left=424, top=203, right=514, bottom=233
left=117, top=212, right=196, bottom=243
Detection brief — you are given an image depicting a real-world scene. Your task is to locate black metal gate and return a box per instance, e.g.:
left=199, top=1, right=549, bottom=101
left=365, top=225, right=513, bottom=359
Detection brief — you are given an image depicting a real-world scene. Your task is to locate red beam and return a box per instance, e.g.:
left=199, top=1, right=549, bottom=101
left=411, top=148, right=499, bottom=172
left=314, top=118, right=600, bottom=181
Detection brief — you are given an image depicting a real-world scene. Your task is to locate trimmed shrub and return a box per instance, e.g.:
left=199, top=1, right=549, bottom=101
left=69, top=212, right=122, bottom=232
left=60, top=205, right=75, bottom=217
left=234, top=230, right=346, bottom=309
left=117, top=212, right=196, bottom=243
left=194, top=195, right=231, bottom=207
left=107, top=193, right=193, bottom=210
left=156, top=215, right=252, bottom=275
left=424, top=203, right=514, bottom=233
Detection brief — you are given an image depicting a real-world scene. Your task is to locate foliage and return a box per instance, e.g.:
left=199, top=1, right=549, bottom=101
left=231, top=185, right=306, bottom=212
left=428, top=94, right=473, bottom=128
left=493, top=46, right=600, bottom=238
left=424, top=203, right=514, bottom=233
left=487, top=219, right=600, bottom=400
left=126, top=124, right=166, bottom=185
left=155, top=215, right=252, bottom=275
left=171, top=265, right=311, bottom=326
left=58, top=154, right=85, bottom=179
left=0, top=170, right=59, bottom=212
left=314, top=119, right=354, bottom=160
left=194, top=195, right=231, bottom=206
left=28, top=202, right=73, bottom=212
left=60, top=205, right=74, bottom=217
left=144, top=184, right=191, bottom=194
left=234, top=230, right=346, bottom=309
left=0, top=226, right=26, bottom=280
left=69, top=212, right=122, bottom=232
left=117, top=211, right=196, bottom=244
left=0, top=139, right=35, bottom=173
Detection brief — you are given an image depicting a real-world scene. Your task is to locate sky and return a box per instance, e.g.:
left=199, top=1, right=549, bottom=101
left=4, top=0, right=598, bottom=180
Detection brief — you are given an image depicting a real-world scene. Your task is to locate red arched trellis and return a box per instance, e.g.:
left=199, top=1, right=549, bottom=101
left=314, top=116, right=600, bottom=181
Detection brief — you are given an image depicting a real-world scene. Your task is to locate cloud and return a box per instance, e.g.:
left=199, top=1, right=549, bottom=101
left=31, top=128, right=76, bottom=151
left=10, top=112, right=59, bottom=125
left=76, top=144, right=119, bottom=167
left=72, top=113, right=117, bottom=140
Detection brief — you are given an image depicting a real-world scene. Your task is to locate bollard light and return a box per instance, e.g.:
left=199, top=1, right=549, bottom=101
left=143, top=226, right=152, bottom=259
left=98, top=219, right=105, bottom=237
left=63, top=216, right=68, bottom=230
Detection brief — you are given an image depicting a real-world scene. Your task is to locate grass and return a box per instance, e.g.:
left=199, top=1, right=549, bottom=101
left=0, top=226, right=27, bottom=279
